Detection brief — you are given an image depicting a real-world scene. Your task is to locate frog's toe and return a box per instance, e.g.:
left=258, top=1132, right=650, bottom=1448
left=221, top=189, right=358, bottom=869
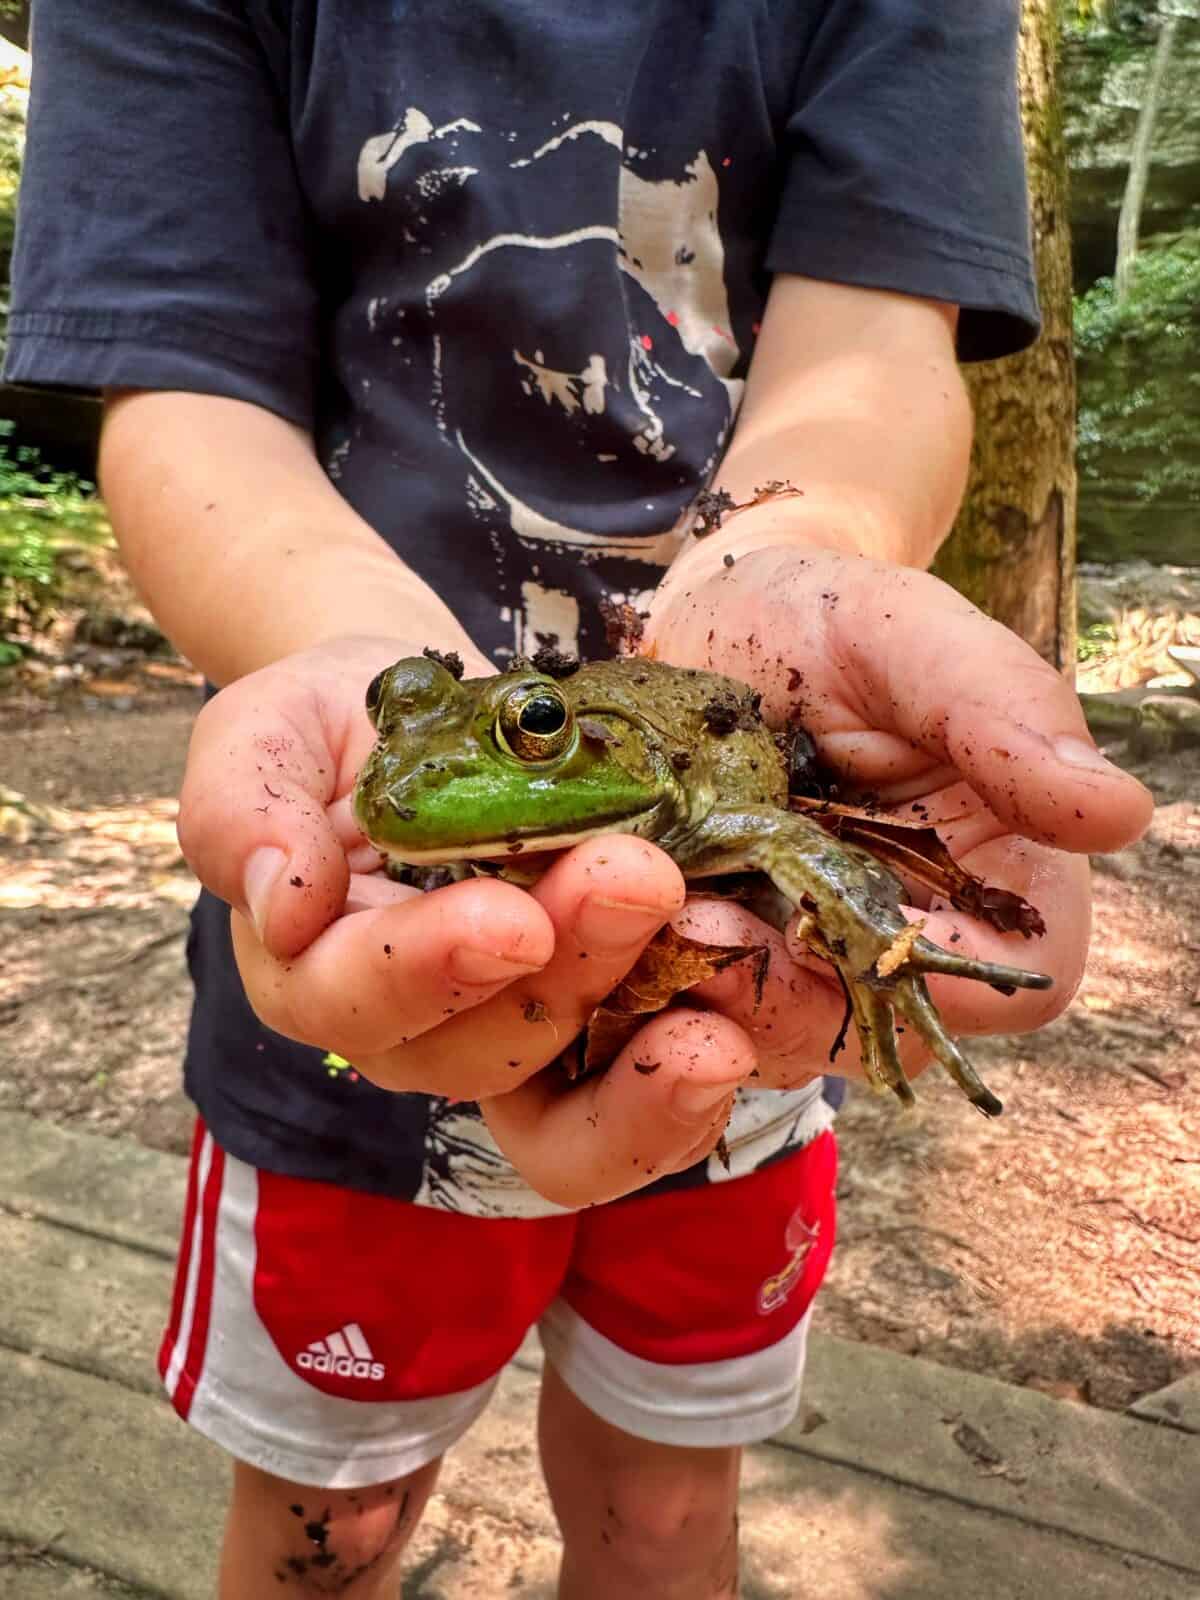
left=909, top=936, right=1053, bottom=995
left=891, top=975, right=1004, bottom=1117
left=852, top=982, right=916, bottom=1108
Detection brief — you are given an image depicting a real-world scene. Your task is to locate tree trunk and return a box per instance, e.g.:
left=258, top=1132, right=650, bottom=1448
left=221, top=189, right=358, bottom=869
left=932, top=0, right=1077, bottom=672
left=1114, top=14, right=1178, bottom=303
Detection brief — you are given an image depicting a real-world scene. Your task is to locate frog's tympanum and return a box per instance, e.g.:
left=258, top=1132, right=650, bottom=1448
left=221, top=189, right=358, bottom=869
left=354, top=656, right=1053, bottom=1116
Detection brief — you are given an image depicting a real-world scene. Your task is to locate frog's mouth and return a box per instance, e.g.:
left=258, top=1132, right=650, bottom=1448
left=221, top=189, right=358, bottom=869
left=378, top=818, right=648, bottom=869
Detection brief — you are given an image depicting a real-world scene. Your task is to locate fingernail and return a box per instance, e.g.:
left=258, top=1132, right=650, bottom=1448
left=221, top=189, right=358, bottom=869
left=672, top=1079, right=738, bottom=1120
left=1053, top=735, right=1120, bottom=775
left=244, top=847, right=288, bottom=940
left=576, top=893, right=671, bottom=951
left=449, top=947, right=545, bottom=985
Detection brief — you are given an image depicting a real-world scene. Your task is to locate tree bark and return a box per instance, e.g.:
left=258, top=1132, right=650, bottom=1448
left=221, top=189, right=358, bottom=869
left=1114, top=14, right=1178, bottom=303
left=933, top=0, right=1077, bottom=672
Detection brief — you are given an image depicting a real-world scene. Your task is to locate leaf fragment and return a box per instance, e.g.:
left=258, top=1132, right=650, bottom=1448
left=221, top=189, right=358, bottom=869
left=580, top=924, right=767, bottom=1075
left=789, top=795, right=1046, bottom=937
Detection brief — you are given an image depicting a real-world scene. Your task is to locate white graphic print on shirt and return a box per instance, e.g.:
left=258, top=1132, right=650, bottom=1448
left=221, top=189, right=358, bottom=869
left=357, top=112, right=745, bottom=658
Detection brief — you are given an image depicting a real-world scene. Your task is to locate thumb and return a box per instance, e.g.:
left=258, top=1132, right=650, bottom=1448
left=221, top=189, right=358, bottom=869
left=177, top=684, right=351, bottom=959
left=482, top=1011, right=757, bottom=1209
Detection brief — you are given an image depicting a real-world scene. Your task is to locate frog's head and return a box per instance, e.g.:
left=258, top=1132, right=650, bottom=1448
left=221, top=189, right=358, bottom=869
left=352, top=657, right=677, bottom=864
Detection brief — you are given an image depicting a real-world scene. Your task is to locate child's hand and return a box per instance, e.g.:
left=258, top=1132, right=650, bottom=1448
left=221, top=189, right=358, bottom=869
left=642, top=544, right=1154, bottom=1090
left=177, top=635, right=755, bottom=1205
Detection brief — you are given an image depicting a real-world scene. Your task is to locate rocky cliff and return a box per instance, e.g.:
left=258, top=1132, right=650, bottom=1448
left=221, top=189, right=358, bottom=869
left=1063, top=10, right=1200, bottom=282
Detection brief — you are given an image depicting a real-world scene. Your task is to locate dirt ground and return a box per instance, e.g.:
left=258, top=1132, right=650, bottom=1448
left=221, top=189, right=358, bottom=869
left=2, top=585, right=1198, bottom=1415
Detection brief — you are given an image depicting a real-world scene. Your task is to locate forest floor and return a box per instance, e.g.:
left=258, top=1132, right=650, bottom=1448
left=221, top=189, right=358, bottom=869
left=1, top=549, right=1197, bottom=1415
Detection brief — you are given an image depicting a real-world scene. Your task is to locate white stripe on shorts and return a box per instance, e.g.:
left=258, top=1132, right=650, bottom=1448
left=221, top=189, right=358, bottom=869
left=162, top=1129, right=214, bottom=1402
left=538, top=1297, right=813, bottom=1449
left=174, top=1147, right=499, bottom=1490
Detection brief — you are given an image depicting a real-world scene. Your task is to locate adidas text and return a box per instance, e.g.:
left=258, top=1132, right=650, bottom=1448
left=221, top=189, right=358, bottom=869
left=297, top=1321, right=386, bottom=1381
left=298, top=1351, right=385, bottom=1381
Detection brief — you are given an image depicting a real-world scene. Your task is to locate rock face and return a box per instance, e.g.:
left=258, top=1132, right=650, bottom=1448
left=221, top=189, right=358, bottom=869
left=1064, top=9, right=1200, bottom=566
left=1063, top=10, right=1200, bottom=282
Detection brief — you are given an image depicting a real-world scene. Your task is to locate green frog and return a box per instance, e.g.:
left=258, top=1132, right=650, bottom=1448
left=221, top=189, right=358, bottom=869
left=353, top=654, right=1052, bottom=1116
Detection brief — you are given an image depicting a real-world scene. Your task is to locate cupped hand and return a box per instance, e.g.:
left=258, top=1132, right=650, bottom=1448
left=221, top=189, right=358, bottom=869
left=642, top=545, right=1154, bottom=1093
left=177, top=636, right=757, bottom=1203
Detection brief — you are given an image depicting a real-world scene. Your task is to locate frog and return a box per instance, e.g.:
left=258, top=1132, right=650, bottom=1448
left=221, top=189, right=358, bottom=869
left=353, top=653, right=1053, bottom=1116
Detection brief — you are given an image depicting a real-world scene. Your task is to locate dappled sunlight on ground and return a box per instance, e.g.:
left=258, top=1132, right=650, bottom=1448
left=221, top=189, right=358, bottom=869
left=0, top=795, right=193, bottom=911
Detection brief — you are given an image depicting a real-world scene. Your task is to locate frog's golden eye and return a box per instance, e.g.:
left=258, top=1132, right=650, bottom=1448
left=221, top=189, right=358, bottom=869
left=495, top=683, right=574, bottom=762
left=365, top=669, right=389, bottom=727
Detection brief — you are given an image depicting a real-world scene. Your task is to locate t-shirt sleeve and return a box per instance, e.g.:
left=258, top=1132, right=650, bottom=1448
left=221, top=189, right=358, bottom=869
left=770, top=0, right=1039, bottom=362
left=3, top=0, right=319, bottom=427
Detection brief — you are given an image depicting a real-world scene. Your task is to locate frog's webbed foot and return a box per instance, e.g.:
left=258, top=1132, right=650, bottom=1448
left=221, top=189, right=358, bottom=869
left=724, top=811, right=1053, bottom=1117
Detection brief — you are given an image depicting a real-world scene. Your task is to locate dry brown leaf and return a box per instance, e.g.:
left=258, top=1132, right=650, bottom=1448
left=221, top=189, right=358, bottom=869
left=577, top=925, right=767, bottom=1076
left=789, top=795, right=1046, bottom=937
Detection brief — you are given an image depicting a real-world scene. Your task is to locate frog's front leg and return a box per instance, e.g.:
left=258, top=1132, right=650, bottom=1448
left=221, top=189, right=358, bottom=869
left=676, top=808, right=1052, bottom=1116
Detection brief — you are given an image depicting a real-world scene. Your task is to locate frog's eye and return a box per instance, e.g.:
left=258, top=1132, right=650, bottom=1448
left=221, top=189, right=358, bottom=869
left=365, top=669, right=389, bottom=727
left=495, top=683, right=575, bottom=762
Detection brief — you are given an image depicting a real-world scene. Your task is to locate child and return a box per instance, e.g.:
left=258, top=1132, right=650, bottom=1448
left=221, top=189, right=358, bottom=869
left=7, top=2, right=1150, bottom=1593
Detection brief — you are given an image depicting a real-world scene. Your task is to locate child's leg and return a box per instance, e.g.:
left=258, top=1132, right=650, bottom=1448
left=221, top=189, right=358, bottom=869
left=218, top=1456, right=441, bottom=1599
left=536, top=1128, right=839, bottom=1600
left=159, top=1122, right=577, bottom=1595
left=539, top=1361, right=741, bottom=1600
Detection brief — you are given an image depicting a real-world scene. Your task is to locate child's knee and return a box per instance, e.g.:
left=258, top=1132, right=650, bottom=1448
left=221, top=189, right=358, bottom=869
left=604, top=1477, right=736, bottom=1575
left=274, top=1497, right=402, bottom=1592
left=226, top=1458, right=438, bottom=1596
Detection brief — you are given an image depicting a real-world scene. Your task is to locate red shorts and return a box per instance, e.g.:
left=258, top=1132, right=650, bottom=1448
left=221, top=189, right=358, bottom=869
left=160, top=1119, right=837, bottom=1489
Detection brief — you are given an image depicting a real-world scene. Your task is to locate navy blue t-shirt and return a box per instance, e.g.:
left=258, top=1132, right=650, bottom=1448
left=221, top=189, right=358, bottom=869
left=7, top=0, right=1038, bottom=1207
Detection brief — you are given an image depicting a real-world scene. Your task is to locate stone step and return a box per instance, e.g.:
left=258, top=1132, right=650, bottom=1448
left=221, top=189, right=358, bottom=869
left=2, top=1347, right=1196, bottom=1600
left=1, top=1114, right=185, bottom=1261
left=0, top=1211, right=170, bottom=1395
left=0, top=1543, right=153, bottom=1599
left=3, top=1112, right=1198, bottom=1597
left=790, top=1331, right=1200, bottom=1576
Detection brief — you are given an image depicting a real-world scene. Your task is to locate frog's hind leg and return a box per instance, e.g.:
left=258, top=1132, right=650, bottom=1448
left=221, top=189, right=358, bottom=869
left=692, top=807, right=1048, bottom=1118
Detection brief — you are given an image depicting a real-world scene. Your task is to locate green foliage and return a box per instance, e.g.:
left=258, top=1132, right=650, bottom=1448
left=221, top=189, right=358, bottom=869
left=0, top=105, right=20, bottom=264
left=1075, top=235, right=1200, bottom=348
left=0, top=421, right=111, bottom=653
left=1065, top=1, right=1158, bottom=37
left=1074, top=235, right=1200, bottom=543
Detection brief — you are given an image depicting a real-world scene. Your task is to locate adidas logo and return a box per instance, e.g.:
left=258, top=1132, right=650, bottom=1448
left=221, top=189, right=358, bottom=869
left=297, top=1322, right=386, bottom=1381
